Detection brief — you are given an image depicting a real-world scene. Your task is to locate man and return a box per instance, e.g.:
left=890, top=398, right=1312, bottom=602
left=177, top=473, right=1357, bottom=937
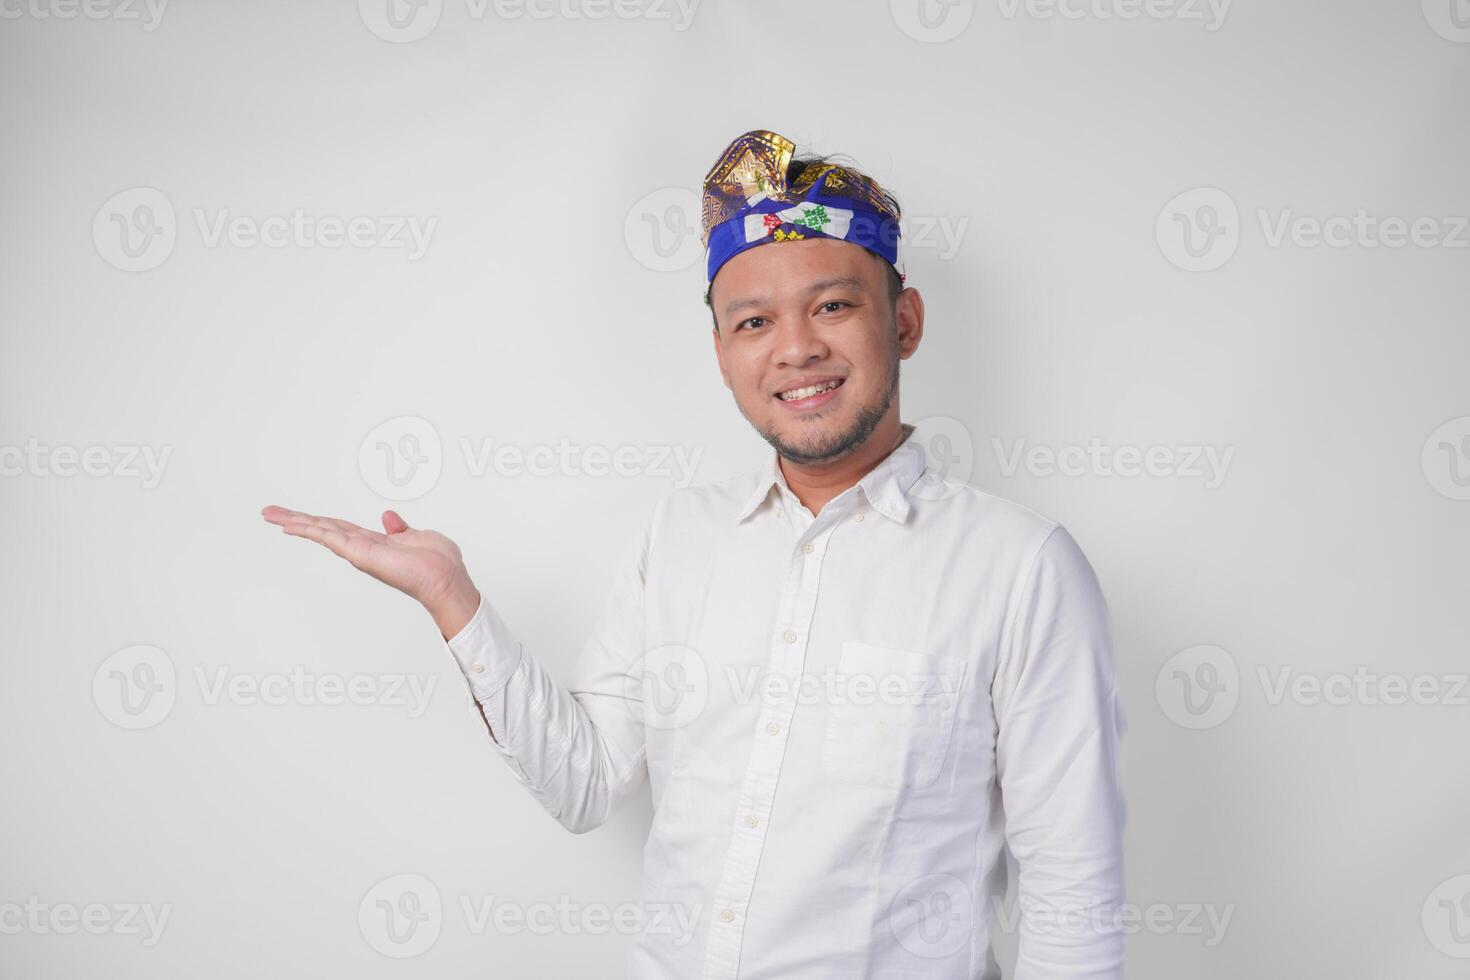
left=262, top=129, right=1126, bottom=979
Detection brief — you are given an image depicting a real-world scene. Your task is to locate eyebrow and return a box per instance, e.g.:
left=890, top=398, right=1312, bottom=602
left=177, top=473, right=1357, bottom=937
left=722, top=275, right=867, bottom=321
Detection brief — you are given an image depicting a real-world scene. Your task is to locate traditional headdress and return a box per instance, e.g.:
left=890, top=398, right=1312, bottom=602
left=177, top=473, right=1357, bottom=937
left=700, top=129, right=902, bottom=285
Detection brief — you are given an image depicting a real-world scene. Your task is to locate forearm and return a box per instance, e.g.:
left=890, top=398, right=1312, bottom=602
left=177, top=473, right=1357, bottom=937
left=442, top=592, right=646, bottom=834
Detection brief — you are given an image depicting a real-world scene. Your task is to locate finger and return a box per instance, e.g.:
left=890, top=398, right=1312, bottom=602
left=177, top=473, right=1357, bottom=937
left=280, top=521, right=360, bottom=561
left=382, top=510, right=410, bottom=534
left=260, top=504, right=303, bottom=525
left=268, top=508, right=385, bottom=542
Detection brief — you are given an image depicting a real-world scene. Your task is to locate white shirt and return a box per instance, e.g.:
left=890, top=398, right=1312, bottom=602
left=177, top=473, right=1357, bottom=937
left=444, top=423, right=1126, bottom=979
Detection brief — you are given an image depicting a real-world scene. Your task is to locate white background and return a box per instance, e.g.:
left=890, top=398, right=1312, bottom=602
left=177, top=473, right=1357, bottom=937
left=1, top=0, right=1467, bottom=977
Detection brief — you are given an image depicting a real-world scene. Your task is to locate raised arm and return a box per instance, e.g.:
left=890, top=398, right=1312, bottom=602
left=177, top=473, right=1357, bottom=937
left=260, top=500, right=661, bottom=834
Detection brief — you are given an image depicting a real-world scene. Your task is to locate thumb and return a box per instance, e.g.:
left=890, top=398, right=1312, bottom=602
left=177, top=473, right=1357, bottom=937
left=381, top=510, right=410, bottom=534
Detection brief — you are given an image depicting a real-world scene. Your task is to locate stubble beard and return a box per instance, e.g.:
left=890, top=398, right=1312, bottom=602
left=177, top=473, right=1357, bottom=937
left=748, top=329, right=901, bottom=466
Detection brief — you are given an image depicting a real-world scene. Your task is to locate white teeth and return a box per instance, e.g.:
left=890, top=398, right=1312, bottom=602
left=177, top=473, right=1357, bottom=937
left=778, top=379, right=841, bottom=401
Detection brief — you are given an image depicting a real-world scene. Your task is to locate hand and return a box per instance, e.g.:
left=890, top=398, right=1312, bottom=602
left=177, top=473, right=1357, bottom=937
left=260, top=505, right=482, bottom=639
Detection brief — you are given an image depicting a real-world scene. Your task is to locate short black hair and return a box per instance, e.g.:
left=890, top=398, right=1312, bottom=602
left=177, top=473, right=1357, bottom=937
left=706, top=152, right=904, bottom=332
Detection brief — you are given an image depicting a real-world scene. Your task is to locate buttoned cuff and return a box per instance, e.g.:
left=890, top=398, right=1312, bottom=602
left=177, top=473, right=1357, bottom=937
left=442, top=593, right=526, bottom=702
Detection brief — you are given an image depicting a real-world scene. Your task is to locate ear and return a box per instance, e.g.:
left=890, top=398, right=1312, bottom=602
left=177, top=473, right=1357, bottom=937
left=711, top=325, right=733, bottom=390
left=894, top=286, right=925, bottom=360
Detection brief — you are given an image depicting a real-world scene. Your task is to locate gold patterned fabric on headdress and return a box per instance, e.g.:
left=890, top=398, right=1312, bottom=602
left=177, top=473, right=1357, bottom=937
left=700, top=129, right=902, bottom=283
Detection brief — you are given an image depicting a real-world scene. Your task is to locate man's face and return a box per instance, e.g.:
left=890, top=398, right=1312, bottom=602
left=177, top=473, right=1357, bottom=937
left=710, top=238, right=922, bottom=465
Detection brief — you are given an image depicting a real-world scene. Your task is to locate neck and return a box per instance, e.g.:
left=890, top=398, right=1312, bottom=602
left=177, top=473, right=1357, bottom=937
left=778, top=415, right=911, bottom=516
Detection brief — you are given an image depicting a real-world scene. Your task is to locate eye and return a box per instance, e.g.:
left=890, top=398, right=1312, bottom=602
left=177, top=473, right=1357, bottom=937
left=736, top=316, right=768, bottom=332
left=818, top=301, right=850, bottom=314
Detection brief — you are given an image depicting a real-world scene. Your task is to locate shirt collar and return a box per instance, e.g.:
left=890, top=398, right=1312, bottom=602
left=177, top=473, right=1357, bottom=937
left=735, top=423, right=927, bottom=525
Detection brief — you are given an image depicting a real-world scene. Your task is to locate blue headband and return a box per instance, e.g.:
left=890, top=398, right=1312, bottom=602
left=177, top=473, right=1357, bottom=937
left=700, top=130, right=902, bottom=284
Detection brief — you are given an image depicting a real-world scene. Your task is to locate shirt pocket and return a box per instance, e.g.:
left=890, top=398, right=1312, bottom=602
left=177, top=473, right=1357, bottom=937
left=820, top=641, right=967, bottom=790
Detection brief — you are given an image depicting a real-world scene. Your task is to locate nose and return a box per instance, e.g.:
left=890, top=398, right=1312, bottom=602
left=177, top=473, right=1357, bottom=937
left=771, top=310, right=830, bottom=368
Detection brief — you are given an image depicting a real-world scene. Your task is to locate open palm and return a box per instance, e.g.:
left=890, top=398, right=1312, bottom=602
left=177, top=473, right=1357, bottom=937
left=260, top=504, right=467, bottom=608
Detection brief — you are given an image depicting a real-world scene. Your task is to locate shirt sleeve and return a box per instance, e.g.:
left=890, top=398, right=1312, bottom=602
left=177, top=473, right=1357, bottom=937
left=992, top=524, right=1128, bottom=979
left=440, top=495, right=665, bottom=834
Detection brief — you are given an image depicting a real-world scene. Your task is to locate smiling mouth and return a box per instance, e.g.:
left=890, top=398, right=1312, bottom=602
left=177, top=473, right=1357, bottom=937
left=776, top=378, right=844, bottom=402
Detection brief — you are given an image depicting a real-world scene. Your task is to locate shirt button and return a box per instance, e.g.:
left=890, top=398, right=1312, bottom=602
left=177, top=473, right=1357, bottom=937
left=470, top=663, right=485, bottom=673
left=765, top=721, right=780, bottom=735
left=802, top=542, right=815, bottom=554
left=720, top=909, right=735, bottom=923
left=744, top=815, right=758, bottom=828
left=854, top=513, right=865, bottom=523
left=782, top=629, right=797, bottom=643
